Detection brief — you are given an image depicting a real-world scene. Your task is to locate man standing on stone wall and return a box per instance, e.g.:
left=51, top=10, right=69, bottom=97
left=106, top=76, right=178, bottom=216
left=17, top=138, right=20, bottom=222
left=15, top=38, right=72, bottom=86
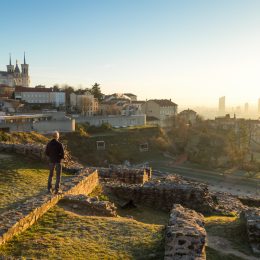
left=45, top=131, right=64, bottom=194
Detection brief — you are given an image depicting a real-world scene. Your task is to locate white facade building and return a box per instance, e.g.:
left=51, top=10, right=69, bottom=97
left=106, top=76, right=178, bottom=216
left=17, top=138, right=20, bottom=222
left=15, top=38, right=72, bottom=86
left=15, top=87, right=65, bottom=107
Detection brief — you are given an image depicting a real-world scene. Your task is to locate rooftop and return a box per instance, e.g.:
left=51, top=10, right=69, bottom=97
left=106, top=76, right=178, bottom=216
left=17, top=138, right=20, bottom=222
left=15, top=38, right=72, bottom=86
left=149, top=99, right=177, bottom=107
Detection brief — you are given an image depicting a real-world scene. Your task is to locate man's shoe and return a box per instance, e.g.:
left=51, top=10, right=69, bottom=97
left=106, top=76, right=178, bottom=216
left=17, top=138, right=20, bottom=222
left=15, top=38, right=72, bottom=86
left=47, top=189, right=52, bottom=194
left=54, top=189, right=63, bottom=195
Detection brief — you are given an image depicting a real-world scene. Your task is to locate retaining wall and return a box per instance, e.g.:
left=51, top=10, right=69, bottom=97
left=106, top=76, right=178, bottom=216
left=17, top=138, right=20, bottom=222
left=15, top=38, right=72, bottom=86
left=0, top=169, right=98, bottom=246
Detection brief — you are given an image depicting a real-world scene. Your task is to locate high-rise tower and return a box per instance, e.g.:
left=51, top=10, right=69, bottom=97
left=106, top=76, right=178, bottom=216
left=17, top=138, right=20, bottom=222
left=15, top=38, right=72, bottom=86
left=218, top=96, right=225, bottom=115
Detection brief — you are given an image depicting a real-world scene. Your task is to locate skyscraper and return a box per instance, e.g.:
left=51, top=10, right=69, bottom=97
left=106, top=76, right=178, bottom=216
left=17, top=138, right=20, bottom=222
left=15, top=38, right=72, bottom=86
left=218, top=96, right=225, bottom=115
left=244, top=102, right=249, bottom=114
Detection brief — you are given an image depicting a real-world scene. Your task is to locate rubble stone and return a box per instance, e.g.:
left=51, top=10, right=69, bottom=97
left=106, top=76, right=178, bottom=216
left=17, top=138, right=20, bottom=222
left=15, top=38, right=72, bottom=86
left=61, top=194, right=117, bottom=217
left=164, top=204, right=206, bottom=260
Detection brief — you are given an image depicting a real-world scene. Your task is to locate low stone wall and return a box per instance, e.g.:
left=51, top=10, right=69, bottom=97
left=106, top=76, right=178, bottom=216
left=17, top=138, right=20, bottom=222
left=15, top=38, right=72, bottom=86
left=96, top=167, right=152, bottom=184
left=239, top=196, right=260, bottom=208
left=61, top=194, right=117, bottom=217
left=0, top=169, right=99, bottom=246
left=0, top=142, right=82, bottom=170
left=242, top=207, right=260, bottom=254
left=164, top=204, right=206, bottom=260
left=105, top=176, right=216, bottom=214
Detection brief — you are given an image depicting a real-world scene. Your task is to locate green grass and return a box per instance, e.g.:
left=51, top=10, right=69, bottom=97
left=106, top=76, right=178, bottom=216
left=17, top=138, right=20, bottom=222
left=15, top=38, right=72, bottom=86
left=206, top=247, right=245, bottom=260
left=0, top=131, right=48, bottom=144
left=0, top=153, right=71, bottom=213
left=0, top=205, right=165, bottom=259
left=205, top=215, right=255, bottom=257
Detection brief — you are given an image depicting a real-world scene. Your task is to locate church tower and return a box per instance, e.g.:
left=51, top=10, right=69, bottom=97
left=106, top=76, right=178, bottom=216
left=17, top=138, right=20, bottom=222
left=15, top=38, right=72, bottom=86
left=6, top=54, right=14, bottom=73
left=21, top=52, right=30, bottom=87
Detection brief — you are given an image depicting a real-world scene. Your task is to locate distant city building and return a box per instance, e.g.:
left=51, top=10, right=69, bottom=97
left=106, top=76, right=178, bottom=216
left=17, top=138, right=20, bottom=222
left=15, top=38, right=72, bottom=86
left=0, top=53, right=30, bottom=88
left=218, top=96, right=225, bottom=115
left=14, top=86, right=65, bottom=107
left=244, top=102, right=249, bottom=114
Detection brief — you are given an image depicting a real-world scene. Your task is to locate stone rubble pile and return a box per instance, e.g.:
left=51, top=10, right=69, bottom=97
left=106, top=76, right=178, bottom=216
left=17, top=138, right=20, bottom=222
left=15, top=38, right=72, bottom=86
left=238, top=196, right=260, bottom=208
left=164, top=204, right=206, bottom=260
left=242, top=207, right=260, bottom=254
left=0, top=168, right=99, bottom=246
left=105, top=175, right=216, bottom=214
left=61, top=194, right=117, bottom=217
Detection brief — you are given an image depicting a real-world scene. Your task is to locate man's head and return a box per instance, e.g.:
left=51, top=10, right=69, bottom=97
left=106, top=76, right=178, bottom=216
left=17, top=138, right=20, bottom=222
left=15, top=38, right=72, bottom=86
left=53, top=131, right=59, bottom=140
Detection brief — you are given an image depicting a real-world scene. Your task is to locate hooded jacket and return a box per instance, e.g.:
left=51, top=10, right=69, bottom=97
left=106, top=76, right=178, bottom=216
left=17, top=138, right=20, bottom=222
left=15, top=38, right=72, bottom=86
left=45, top=139, right=64, bottom=163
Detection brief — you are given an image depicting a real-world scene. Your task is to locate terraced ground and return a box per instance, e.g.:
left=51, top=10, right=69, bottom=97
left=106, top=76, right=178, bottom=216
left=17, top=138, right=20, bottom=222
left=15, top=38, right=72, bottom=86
left=0, top=153, right=72, bottom=214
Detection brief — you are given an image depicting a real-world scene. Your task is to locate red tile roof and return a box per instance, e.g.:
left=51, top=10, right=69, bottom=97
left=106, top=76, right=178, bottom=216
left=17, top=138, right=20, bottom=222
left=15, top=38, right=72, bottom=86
left=15, top=86, right=53, bottom=92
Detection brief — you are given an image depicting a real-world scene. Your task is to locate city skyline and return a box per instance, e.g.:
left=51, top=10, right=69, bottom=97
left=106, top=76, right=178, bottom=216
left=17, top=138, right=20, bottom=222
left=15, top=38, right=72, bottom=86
left=1, top=0, right=260, bottom=106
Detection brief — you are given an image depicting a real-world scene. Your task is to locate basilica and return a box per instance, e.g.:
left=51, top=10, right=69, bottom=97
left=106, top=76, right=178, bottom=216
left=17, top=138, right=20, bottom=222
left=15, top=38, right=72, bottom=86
left=0, top=53, right=30, bottom=87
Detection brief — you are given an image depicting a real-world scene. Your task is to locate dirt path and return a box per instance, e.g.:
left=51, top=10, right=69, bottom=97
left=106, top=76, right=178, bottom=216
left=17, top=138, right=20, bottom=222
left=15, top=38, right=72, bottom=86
left=207, top=235, right=258, bottom=260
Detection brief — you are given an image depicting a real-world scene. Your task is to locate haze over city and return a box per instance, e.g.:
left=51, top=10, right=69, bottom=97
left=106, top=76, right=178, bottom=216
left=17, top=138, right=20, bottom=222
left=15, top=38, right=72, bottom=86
left=1, top=0, right=260, bottom=107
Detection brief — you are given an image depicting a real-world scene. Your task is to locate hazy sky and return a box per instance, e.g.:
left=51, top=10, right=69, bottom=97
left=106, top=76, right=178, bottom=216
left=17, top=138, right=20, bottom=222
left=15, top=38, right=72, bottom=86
left=0, top=0, right=260, bottom=107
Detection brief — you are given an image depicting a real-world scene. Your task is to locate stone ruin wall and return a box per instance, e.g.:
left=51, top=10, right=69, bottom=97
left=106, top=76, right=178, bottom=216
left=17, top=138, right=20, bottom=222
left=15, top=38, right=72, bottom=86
left=93, top=167, right=152, bottom=184
left=105, top=176, right=216, bottom=214
left=242, top=207, right=260, bottom=254
left=0, top=169, right=99, bottom=246
left=164, top=204, right=206, bottom=260
left=0, top=142, right=82, bottom=169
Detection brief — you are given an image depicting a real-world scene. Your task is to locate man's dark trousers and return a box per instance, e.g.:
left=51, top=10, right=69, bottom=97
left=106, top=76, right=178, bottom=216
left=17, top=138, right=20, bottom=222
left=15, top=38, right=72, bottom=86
left=48, top=163, right=62, bottom=192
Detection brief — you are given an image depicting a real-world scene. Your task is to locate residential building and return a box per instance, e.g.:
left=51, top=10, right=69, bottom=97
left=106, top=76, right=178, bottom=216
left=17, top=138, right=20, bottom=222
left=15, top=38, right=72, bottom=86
left=124, top=93, right=137, bottom=101
left=0, top=84, right=14, bottom=98
left=142, top=99, right=178, bottom=127
left=14, top=86, right=65, bottom=108
left=70, top=92, right=99, bottom=116
left=178, top=109, right=197, bottom=125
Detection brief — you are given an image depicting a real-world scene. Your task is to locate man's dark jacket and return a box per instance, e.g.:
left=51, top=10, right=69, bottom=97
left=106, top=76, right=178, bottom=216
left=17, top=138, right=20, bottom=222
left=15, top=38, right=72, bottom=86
left=45, top=139, right=64, bottom=163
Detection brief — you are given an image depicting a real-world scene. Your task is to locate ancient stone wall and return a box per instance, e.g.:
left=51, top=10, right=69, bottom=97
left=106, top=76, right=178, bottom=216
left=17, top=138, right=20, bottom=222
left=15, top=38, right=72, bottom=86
left=0, top=142, right=82, bottom=169
left=105, top=176, right=216, bottom=214
left=164, top=204, right=206, bottom=260
left=242, top=207, right=260, bottom=254
left=0, top=169, right=98, bottom=246
left=96, top=167, right=152, bottom=184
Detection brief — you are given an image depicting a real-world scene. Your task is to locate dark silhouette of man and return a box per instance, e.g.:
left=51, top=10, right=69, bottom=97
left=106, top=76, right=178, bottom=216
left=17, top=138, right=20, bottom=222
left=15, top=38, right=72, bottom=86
left=45, top=131, right=64, bottom=194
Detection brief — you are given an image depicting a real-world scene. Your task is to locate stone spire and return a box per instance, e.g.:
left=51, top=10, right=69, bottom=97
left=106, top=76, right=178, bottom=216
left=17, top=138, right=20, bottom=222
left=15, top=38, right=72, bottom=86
left=23, top=52, right=26, bottom=64
left=9, top=53, right=12, bottom=65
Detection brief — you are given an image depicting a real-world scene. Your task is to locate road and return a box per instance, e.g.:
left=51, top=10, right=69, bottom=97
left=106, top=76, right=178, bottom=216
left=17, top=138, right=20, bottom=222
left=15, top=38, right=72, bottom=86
left=151, top=163, right=260, bottom=197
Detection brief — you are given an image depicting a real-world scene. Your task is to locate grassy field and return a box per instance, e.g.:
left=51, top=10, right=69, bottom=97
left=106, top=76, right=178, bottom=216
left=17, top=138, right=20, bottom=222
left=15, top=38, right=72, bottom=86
left=0, top=205, right=165, bottom=260
left=0, top=153, right=71, bottom=214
